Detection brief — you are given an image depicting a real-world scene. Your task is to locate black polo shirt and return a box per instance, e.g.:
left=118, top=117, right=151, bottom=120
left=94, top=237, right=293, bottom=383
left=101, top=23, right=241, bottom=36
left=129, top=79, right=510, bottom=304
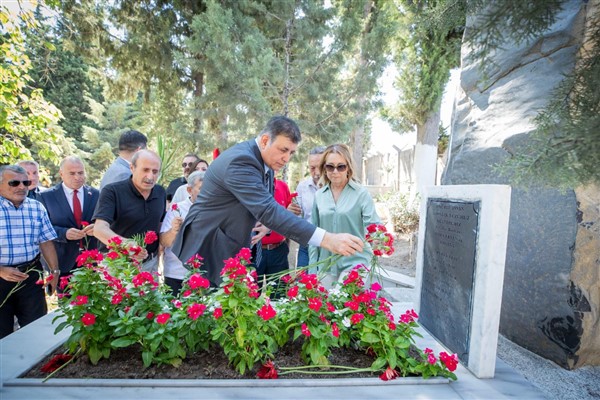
left=93, top=177, right=166, bottom=255
left=166, top=176, right=186, bottom=202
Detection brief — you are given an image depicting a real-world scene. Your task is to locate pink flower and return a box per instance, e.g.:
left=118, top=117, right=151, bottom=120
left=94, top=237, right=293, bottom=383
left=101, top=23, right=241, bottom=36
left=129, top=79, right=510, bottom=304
left=439, top=351, right=458, bottom=372
left=59, top=275, right=71, bottom=290
left=427, top=353, right=437, bottom=365
left=256, top=360, right=278, bottom=379
left=213, top=307, right=223, bottom=319
left=172, top=299, right=182, bottom=308
left=257, top=304, right=277, bottom=321
left=187, top=303, right=207, bottom=320
left=73, top=295, right=88, bottom=306
left=81, top=313, right=96, bottom=326
left=146, top=312, right=155, bottom=319
left=350, top=313, right=365, bottom=325
left=326, top=302, right=336, bottom=312
left=307, top=297, right=322, bottom=312
left=236, top=248, right=252, bottom=263
left=379, top=366, right=400, bottom=381
left=331, top=322, right=340, bottom=338
left=35, top=279, right=44, bottom=285
left=301, top=323, right=311, bottom=337
left=144, top=231, right=158, bottom=245
left=156, top=313, right=171, bottom=324
left=108, top=236, right=122, bottom=245
left=182, top=290, right=192, bottom=297
left=111, top=294, right=123, bottom=305
left=188, top=273, right=210, bottom=290
left=81, top=221, right=90, bottom=227
left=388, top=322, right=396, bottom=331
left=287, top=285, right=299, bottom=298
left=171, top=203, right=179, bottom=212
left=399, top=309, right=418, bottom=324
left=344, top=300, right=360, bottom=311
left=370, top=282, right=382, bottom=291
left=106, top=251, right=120, bottom=260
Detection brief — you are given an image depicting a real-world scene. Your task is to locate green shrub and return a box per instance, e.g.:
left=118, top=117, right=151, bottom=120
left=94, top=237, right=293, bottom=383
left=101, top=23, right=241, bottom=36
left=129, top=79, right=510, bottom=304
left=386, top=192, right=419, bottom=234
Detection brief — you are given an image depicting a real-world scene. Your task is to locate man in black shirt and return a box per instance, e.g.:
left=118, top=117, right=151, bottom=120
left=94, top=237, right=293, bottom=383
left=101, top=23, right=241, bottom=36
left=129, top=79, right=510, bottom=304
left=93, top=150, right=166, bottom=273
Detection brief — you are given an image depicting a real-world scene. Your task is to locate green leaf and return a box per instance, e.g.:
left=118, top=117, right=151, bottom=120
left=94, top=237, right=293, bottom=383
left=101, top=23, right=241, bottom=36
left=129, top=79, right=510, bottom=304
left=88, top=345, right=102, bottom=365
left=142, top=351, right=153, bottom=368
left=111, top=338, right=136, bottom=348
left=361, top=332, right=379, bottom=343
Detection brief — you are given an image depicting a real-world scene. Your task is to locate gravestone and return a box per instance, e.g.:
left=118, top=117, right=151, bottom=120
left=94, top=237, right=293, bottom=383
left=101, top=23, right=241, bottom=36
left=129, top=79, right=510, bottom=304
left=415, top=185, right=511, bottom=378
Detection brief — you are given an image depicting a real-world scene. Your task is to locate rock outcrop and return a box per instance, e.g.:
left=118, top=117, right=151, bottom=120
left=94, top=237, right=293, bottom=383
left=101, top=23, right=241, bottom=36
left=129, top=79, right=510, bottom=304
left=442, top=0, right=600, bottom=368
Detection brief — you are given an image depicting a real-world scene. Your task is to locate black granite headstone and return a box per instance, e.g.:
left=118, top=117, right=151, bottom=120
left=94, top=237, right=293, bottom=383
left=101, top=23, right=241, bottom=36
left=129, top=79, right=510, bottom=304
left=420, top=199, right=480, bottom=365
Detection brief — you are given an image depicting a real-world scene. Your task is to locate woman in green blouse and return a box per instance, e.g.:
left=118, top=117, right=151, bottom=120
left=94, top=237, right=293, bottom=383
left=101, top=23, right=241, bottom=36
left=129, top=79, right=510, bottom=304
left=309, top=144, right=381, bottom=285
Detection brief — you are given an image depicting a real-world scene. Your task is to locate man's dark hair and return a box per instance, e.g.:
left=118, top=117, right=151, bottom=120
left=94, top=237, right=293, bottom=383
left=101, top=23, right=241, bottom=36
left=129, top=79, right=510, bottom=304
left=118, top=130, right=148, bottom=152
left=261, top=116, right=301, bottom=144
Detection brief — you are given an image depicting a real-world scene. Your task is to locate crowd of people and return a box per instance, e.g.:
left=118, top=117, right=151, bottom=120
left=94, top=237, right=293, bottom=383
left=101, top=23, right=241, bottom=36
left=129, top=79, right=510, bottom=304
left=0, top=115, right=381, bottom=339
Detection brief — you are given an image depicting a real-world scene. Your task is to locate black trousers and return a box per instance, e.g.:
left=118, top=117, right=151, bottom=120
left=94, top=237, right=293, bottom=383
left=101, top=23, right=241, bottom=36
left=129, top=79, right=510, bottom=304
left=0, top=264, right=47, bottom=339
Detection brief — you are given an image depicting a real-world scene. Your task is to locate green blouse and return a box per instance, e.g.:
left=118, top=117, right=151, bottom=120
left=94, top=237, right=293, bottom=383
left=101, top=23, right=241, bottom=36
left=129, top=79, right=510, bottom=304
left=309, top=179, right=380, bottom=276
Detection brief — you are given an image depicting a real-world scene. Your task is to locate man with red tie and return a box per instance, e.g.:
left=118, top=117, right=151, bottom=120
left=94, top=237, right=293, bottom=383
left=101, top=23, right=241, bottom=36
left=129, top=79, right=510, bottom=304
left=39, top=156, right=99, bottom=291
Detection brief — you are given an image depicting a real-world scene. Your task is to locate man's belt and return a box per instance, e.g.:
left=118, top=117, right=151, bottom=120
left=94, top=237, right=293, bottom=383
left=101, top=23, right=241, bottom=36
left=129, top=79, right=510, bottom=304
left=262, top=241, right=285, bottom=251
left=10, top=254, right=41, bottom=272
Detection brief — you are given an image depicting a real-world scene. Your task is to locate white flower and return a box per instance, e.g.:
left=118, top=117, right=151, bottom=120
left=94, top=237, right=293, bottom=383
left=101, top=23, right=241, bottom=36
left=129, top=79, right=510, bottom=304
left=342, top=317, right=351, bottom=328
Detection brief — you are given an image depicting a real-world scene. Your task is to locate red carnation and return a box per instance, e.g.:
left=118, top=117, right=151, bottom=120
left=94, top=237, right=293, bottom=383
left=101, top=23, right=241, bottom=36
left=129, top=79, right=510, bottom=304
left=257, top=360, right=278, bottom=379
left=144, top=231, right=158, bottom=245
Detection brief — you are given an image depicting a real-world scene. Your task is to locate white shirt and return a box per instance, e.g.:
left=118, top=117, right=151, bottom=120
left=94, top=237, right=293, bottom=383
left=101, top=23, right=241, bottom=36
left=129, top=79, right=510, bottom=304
left=295, top=177, right=319, bottom=222
left=61, top=183, right=84, bottom=213
left=160, top=198, right=193, bottom=280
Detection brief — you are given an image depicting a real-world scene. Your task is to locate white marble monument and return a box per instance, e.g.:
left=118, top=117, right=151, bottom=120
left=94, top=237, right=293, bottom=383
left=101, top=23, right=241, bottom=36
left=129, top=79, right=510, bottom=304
left=415, top=184, right=511, bottom=378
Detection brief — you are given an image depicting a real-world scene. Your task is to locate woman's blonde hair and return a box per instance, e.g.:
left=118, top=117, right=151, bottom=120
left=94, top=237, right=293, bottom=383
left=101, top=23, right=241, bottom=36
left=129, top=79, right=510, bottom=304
left=319, top=143, right=356, bottom=187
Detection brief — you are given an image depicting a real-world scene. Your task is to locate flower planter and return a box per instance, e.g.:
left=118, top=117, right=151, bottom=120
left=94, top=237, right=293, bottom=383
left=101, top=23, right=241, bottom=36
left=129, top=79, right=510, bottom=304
left=1, top=310, right=451, bottom=398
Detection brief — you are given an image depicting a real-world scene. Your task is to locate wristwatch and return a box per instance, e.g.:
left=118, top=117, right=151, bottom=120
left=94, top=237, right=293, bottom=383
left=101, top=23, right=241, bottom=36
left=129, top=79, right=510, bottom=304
left=50, top=269, right=60, bottom=275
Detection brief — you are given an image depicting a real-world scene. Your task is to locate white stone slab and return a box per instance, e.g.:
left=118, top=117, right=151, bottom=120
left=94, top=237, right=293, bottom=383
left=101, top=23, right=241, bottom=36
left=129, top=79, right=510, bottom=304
left=414, top=184, right=511, bottom=378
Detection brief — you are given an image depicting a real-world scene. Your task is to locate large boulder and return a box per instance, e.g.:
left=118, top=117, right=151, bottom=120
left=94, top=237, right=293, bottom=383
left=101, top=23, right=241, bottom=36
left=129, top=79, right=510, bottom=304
left=442, top=0, right=600, bottom=369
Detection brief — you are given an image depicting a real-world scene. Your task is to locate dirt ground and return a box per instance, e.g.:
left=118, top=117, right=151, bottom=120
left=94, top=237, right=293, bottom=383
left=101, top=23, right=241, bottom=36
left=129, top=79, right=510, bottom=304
left=25, top=341, right=386, bottom=380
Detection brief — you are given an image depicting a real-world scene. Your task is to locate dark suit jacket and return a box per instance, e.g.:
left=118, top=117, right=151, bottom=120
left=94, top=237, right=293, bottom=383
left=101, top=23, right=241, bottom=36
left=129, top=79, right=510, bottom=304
left=40, top=183, right=100, bottom=273
left=172, top=139, right=316, bottom=286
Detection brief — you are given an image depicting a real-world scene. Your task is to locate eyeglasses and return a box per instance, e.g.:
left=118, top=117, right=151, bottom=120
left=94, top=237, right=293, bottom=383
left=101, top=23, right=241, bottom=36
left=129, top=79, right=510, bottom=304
left=324, top=164, right=347, bottom=173
left=7, top=180, right=32, bottom=187
left=182, top=162, right=194, bottom=168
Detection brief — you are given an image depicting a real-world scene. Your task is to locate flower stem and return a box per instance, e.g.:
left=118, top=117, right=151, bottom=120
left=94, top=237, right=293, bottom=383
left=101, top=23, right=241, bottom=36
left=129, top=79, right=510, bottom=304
left=278, top=365, right=376, bottom=375
left=42, top=347, right=81, bottom=382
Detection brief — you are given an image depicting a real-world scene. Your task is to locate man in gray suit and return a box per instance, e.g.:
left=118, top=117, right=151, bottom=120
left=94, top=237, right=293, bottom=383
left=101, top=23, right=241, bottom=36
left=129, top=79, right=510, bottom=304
left=172, top=116, right=363, bottom=286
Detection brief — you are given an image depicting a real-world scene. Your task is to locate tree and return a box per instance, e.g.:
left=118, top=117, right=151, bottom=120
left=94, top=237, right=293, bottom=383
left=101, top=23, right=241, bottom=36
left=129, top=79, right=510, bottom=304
left=24, top=6, right=104, bottom=143
left=384, top=0, right=464, bottom=198
left=0, top=7, right=69, bottom=166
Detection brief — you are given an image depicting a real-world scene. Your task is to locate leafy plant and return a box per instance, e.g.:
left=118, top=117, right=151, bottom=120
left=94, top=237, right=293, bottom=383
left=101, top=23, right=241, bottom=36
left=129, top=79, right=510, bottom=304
left=53, top=233, right=457, bottom=381
left=386, top=191, right=420, bottom=234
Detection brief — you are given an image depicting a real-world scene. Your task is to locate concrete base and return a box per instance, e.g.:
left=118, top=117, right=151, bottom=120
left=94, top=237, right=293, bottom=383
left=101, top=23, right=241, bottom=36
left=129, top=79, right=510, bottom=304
left=0, top=303, right=546, bottom=399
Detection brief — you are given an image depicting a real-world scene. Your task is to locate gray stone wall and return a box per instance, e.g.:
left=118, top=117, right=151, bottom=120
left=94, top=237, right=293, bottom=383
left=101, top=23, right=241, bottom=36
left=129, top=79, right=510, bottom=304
left=442, top=0, right=599, bottom=368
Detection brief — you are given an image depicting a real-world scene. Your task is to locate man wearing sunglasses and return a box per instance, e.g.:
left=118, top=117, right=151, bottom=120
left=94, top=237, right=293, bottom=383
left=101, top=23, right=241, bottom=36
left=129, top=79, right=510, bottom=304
left=0, top=165, right=60, bottom=339
left=165, top=153, right=200, bottom=203
left=172, top=116, right=364, bottom=287
left=99, top=130, right=148, bottom=191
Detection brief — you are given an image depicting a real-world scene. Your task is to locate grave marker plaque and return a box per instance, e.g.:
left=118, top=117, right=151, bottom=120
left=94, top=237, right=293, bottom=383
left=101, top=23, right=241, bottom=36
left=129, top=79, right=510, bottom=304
left=415, top=185, right=511, bottom=378
left=419, top=199, right=480, bottom=365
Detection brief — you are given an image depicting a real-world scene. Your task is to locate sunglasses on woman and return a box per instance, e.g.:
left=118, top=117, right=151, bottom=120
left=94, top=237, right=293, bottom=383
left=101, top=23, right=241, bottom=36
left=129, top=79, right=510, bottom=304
left=7, top=180, right=32, bottom=187
left=324, top=164, right=347, bottom=173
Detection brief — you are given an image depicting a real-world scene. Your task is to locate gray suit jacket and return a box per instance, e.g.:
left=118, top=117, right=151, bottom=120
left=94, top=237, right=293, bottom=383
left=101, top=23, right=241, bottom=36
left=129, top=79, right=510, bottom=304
left=172, top=139, right=316, bottom=286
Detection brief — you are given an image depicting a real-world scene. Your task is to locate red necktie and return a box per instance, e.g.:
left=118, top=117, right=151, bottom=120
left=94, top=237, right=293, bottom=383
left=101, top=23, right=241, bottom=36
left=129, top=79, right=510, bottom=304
left=73, top=189, right=82, bottom=227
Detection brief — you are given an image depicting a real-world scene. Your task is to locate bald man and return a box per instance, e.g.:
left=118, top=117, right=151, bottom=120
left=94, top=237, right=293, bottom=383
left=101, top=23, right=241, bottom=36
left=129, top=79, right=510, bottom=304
left=40, top=156, right=99, bottom=286
left=93, top=150, right=166, bottom=273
